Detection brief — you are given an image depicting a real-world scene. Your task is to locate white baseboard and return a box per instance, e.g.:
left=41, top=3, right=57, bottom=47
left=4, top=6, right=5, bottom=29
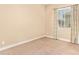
left=0, top=35, right=70, bottom=51
left=58, top=38, right=71, bottom=42
left=46, top=35, right=70, bottom=42
left=0, top=35, right=45, bottom=51
left=45, top=35, right=54, bottom=39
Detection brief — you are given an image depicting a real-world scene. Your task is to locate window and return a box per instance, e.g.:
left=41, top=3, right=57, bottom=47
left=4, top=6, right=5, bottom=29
left=57, top=7, right=71, bottom=27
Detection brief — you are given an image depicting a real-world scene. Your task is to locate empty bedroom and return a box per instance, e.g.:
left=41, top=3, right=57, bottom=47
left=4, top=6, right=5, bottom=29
left=0, top=4, right=79, bottom=55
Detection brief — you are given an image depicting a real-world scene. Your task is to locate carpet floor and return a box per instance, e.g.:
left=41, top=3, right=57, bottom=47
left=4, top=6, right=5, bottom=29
left=0, top=37, right=79, bottom=55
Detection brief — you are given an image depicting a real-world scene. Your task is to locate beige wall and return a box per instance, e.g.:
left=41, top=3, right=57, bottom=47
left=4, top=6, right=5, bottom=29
left=0, top=4, right=46, bottom=48
left=46, top=4, right=72, bottom=42
left=0, top=4, right=75, bottom=49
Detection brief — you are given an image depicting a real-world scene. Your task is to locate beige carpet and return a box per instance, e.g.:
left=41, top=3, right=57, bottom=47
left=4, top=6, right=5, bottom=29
left=0, top=37, right=79, bottom=55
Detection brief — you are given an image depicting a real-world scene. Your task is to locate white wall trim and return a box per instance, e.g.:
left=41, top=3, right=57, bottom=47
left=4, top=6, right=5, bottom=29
left=0, top=35, right=71, bottom=51
left=58, top=38, right=71, bottom=42
left=45, top=35, right=54, bottom=39
left=46, top=35, right=71, bottom=42
left=0, top=35, right=46, bottom=51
